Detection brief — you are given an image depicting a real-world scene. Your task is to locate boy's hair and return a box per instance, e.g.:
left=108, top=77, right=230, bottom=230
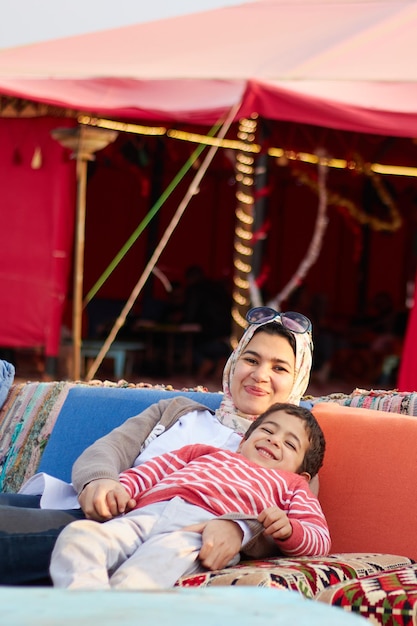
left=243, top=402, right=325, bottom=477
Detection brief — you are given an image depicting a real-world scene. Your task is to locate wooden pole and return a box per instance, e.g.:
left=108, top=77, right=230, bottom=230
left=50, top=125, right=118, bottom=380
left=72, top=155, right=88, bottom=380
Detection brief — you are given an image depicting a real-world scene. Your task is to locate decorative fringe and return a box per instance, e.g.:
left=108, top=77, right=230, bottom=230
left=31, top=146, right=42, bottom=169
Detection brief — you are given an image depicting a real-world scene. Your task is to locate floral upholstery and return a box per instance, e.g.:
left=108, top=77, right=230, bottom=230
left=177, top=553, right=414, bottom=600
left=315, top=563, right=417, bottom=625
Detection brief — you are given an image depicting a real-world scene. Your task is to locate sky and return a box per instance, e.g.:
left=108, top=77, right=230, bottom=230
left=1, top=0, right=249, bottom=49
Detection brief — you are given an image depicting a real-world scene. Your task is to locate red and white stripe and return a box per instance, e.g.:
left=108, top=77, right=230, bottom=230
left=119, top=443, right=330, bottom=556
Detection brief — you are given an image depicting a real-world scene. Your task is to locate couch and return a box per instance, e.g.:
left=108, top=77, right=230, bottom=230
left=1, top=379, right=417, bottom=625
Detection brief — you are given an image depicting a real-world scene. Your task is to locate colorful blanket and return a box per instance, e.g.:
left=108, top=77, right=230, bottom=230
left=0, top=381, right=74, bottom=492
left=310, top=387, right=417, bottom=415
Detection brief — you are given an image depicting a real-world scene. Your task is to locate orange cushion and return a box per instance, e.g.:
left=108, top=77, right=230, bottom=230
left=312, top=402, right=417, bottom=560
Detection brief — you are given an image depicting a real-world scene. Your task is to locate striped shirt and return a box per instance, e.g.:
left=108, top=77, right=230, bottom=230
left=119, top=443, right=330, bottom=556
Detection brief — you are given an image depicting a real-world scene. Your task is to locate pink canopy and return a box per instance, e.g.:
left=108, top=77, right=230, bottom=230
left=1, top=0, right=417, bottom=135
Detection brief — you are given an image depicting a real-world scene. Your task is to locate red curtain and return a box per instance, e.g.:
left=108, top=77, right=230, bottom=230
left=398, top=270, right=417, bottom=392
left=0, top=117, right=76, bottom=356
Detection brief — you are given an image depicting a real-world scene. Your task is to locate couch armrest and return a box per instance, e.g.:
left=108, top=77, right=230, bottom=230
left=313, top=402, right=417, bottom=561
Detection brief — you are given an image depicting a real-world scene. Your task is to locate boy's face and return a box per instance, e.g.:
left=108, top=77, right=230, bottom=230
left=238, top=410, right=311, bottom=479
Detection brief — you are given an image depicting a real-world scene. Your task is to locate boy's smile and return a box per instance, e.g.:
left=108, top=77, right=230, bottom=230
left=238, top=410, right=311, bottom=478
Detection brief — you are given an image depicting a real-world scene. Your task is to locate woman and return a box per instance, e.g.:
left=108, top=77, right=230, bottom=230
left=0, top=307, right=313, bottom=584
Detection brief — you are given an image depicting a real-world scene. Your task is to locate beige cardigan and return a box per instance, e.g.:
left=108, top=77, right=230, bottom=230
left=72, top=397, right=210, bottom=494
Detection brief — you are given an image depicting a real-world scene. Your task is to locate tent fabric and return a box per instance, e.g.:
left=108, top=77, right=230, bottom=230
left=1, top=1, right=417, bottom=134
left=0, top=78, right=247, bottom=126
left=0, top=117, right=76, bottom=357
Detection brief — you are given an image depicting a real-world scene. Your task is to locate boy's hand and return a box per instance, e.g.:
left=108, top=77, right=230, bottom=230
left=258, top=506, right=293, bottom=541
left=78, top=478, right=136, bottom=521
left=183, top=519, right=243, bottom=570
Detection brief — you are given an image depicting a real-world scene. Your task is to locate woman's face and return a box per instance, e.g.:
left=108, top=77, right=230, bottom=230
left=230, top=330, right=296, bottom=417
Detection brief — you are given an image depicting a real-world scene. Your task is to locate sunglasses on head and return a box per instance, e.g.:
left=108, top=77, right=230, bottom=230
left=246, top=306, right=312, bottom=335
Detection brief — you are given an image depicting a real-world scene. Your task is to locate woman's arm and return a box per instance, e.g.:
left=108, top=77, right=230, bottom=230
left=72, top=398, right=171, bottom=494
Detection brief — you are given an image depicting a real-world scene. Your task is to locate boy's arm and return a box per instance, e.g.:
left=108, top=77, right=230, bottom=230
left=218, top=478, right=330, bottom=559
left=261, top=482, right=331, bottom=557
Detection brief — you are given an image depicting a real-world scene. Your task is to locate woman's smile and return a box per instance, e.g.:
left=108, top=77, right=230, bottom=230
left=244, top=385, right=268, bottom=397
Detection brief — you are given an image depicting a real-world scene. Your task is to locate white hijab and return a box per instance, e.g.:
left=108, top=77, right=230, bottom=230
left=215, top=319, right=313, bottom=435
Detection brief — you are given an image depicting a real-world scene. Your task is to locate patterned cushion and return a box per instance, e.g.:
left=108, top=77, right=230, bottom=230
left=315, top=563, right=417, bottom=625
left=176, top=553, right=414, bottom=599
left=310, top=388, right=417, bottom=415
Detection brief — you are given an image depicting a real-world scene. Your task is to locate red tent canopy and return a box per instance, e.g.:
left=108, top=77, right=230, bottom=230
left=1, top=0, right=417, bottom=134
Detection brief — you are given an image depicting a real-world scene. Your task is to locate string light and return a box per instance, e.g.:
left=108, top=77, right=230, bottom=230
left=167, top=128, right=260, bottom=153
left=237, top=154, right=254, bottom=165
left=235, top=241, right=252, bottom=256
left=234, top=275, right=250, bottom=289
left=79, top=115, right=166, bottom=136
left=231, top=115, right=258, bottom=345
left=236, top=208, right=254, bottom=225
left=234, top=258, right=252, bottom=273
left=79, top=115, right=417, bottom=179
left=371, top=163, right=417, bottom=177
left=233, top=290, right=249, bottom=306
left=235, top=226, right=253, bottom=240
left=293, top=167, right=402, bottom=233
left=231, top=307, right=248, bottom=330
left=236, top=190, right=255, bottom=205
left=236, top=163, right=254, bottom=175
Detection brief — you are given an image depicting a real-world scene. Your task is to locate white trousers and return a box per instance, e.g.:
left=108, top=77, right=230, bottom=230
left=50, top=497, right=216, bottom=590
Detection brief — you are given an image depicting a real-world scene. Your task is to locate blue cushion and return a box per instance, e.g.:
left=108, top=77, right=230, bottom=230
left=38, top=387, right=223, bottom=482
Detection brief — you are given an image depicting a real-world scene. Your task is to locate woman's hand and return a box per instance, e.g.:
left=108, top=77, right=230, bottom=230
left=258, top=506, right=292, bottom=541
left=78, top=478, right=136, bottom=521
left=184, top=519, right=243, bottom=570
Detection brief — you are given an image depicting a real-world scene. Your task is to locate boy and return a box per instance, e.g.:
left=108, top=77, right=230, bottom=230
left=50, top=402, right=329, bottom=589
